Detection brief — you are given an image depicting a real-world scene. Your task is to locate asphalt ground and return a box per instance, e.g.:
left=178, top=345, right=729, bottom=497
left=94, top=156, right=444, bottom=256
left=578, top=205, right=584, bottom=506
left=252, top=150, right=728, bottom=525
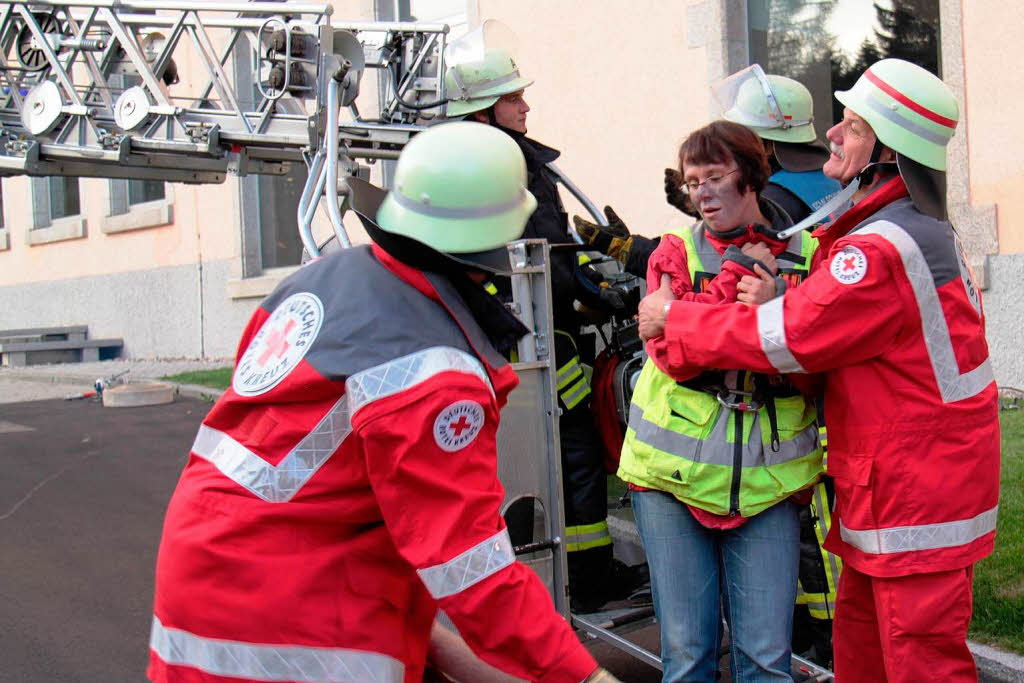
left=0, top=395, right=204, bottom=682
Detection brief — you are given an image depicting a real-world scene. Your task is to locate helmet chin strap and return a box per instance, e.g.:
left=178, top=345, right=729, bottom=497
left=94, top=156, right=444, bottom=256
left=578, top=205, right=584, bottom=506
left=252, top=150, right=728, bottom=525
left=776, top=144, right=898, bottom=240
left=776, top=179, right=860, bottom=239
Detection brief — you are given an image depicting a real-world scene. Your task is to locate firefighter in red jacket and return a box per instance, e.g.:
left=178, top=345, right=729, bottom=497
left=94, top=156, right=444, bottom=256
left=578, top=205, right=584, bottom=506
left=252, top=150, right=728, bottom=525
left=148, top=122, right=616, bottom=683
left=637, top=58, right=999, bottom=683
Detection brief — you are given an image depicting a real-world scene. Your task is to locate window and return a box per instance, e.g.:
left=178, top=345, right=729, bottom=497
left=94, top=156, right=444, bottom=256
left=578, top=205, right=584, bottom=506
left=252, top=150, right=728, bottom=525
left=28, top=175, right=87, bottom=244
left=47, top=176, right=81, bottom=221
left=108, top=177, right=167, bottom=217
left=257, top=163, right=306, bottom=270
left=748, top=0, right=940, bottom=128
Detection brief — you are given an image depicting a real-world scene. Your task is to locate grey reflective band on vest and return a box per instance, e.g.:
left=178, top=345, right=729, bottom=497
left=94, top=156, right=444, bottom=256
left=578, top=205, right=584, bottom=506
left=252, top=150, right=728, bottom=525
left=191, top=395, right=351, bottom=504
left=864, top=92, right=951, bottom=147
left=757, top=296, right=806, bottom=374
left=858, top=221, right=994, bottom=403
left=191, top=347, right=492, bottom=503
left=839, top=505, right=998, bottom=555
left=628, top=404, right=818, bottom=467
left=416, top=528, right=515, bottom=599
left=389, top=187, right=528, bottom=220
left=149, top=616, right=405, bottom=683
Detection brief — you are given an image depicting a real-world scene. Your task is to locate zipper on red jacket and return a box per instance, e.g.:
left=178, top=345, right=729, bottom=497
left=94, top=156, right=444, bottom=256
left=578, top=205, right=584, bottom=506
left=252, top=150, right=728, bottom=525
left=729, top=371, right=746, bottom=516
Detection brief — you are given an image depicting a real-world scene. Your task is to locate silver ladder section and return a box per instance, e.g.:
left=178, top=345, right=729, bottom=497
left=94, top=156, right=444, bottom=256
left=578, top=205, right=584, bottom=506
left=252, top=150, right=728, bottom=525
left=0, top=0, right=455, bottom=251
left=496, top=238, right=570, bottom=615
left=0, top=1, right=608, bottom=252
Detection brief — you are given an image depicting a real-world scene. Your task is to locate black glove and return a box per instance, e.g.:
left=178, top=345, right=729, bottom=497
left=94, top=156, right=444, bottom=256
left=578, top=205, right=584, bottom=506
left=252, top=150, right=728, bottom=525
left=664, top=168, right=699, bottom=218
left=572, top=206, right=634, bottom=263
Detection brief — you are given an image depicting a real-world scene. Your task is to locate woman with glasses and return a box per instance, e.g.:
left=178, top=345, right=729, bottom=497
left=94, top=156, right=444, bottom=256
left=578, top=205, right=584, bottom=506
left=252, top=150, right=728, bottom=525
left=617, top=120, right=824, bottom=681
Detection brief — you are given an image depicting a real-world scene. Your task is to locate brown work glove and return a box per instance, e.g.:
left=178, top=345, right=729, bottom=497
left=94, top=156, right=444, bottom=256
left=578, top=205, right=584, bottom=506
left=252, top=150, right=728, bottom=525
left=664, top=168, right=699, bottom=218
left=582, top=668, right=623, bottom=683
left=572, top=206, right=634, bottom=264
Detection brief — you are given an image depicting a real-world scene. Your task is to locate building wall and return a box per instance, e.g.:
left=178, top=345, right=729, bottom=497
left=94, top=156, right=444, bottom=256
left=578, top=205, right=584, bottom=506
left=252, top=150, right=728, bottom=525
left=957, top=1, right=1024, bottom=387
left=1, top=1, right=1021, bottom=381
left=477, top=0, right=719, bottom=240
left=962, top=2, right=1024, bottom=255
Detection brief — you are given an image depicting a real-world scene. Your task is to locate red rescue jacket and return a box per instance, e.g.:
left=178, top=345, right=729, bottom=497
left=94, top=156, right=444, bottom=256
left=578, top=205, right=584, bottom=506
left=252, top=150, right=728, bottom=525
left=650, top=177, right=1000, bottom=577
left=148, top=244, right=597, bottom=683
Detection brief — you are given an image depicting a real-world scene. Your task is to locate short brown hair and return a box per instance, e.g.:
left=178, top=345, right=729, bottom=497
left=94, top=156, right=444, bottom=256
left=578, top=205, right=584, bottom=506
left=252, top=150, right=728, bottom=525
left=678, top=120, right=771, bottom=196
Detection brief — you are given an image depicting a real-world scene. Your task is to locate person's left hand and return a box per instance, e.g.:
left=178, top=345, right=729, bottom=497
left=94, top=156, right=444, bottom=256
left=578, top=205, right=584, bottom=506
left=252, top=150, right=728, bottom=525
left=638, top=274, right=675, bottom=341
left=736, top=264, right=777, bottom=305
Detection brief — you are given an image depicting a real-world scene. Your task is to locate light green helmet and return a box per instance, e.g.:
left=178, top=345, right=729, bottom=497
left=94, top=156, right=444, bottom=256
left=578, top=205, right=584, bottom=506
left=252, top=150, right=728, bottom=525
left=444, top=48, right=533, bottom=117
left=717, top=65, right=817, bottom=144
left=376, top=121, right=537, bottom=256
left=835, top=58, right=958, bottom=171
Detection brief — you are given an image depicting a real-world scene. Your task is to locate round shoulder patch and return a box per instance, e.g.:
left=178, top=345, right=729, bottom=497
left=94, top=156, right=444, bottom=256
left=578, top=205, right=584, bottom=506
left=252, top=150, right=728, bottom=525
left=233, top=292, right=324, bottom=396
left=829, top=245, right=868, bottom=285
left=433, top=400, right=485, bottom=453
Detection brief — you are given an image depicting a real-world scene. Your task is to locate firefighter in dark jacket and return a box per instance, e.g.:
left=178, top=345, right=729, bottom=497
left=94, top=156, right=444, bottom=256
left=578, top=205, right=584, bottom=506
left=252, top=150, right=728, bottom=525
left=444, top=48, right=648, bottom=612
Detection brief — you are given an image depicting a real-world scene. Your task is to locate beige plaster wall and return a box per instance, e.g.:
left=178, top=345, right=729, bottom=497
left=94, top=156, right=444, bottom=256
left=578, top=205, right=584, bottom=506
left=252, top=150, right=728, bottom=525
left=962, top=2, right=1024, bottom=254
left=477, top=0, right=712, bottom=239
left=0, top=176, right=234, bottom=283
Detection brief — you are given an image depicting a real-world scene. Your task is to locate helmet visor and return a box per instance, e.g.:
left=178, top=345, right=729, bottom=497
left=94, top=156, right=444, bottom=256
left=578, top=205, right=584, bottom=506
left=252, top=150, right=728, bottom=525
left=713, top=64, right=812, bottom=132
left=444, top=19, right=519, bottom=68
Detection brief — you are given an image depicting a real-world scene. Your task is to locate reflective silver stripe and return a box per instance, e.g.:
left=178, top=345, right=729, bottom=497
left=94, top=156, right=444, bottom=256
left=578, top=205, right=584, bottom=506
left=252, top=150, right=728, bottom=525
left=192, top=347, right=491, bottom=503
left=858, top=221, right=994, bottom=402
left=628, top=404, right=818, bottom=467
left=149, top=616, right=405, bottom=683
left=865, top=92, right=952, bottom=147
left=346, top=346, right=493, bottom=412
left=463, top=70, right=522, bottom=97
left=191, top=395, right=351, bottom=504
left=416, top=528, right=515, bottom=599
left=839, top=505, right=998, bottom=555
left=757, top=296, right=806, bottom=373
left=389, top=187, right=528, bottom=220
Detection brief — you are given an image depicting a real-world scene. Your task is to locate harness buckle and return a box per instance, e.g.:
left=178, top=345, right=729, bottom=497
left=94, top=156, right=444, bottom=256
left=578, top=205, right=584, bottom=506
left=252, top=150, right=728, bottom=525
left=715, top=389, right=761, bottom=412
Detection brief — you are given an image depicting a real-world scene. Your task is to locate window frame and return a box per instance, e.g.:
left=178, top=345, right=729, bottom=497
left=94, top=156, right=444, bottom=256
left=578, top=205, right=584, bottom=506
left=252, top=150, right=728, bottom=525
left=27, top=176, right=87, bottom=246
left=100, top=178, right=174, bottom=235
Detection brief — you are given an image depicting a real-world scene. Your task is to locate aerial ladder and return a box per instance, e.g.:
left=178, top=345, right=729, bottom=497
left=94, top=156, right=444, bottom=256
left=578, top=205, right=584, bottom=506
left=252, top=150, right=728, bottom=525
left=0, top=3, right=833, bottom=679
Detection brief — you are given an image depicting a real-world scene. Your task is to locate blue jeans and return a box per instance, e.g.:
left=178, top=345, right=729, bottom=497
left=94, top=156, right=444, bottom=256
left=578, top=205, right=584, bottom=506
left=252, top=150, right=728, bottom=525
left=632, top=490, right=799, bottom=682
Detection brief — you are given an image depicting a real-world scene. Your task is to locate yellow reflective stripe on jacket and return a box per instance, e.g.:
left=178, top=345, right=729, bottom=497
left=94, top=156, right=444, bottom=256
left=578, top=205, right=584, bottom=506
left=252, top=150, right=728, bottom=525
left=556, top=356, right=584, bottom=389
left=554, top=330, right=591, bottom=409
left=795, top=480, right=842, bottom=619
left=565, top=520, right=611, bottom=552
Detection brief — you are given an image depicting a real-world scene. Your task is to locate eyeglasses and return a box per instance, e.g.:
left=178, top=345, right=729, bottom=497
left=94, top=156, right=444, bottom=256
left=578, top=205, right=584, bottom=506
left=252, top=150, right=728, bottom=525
left=684, top=169, right=739, bottom=193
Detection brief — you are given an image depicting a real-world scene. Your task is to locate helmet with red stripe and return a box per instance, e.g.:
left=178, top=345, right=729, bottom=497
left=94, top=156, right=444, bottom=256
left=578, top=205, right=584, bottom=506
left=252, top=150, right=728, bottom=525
left=836, top=58, right=958, bottom=219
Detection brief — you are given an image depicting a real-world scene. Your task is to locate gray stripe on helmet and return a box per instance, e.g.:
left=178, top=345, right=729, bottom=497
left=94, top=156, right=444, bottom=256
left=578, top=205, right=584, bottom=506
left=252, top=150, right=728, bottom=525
left=857, top=220, right=993, bottom=403
left=389, top=187, right=527, bottom=220
left=864, top=92, right=952, bottom=147
left=463, top=70, right=522, bottom=97
left=149, top=616, right=405, bottom=682
left=839, top=505, right=997, bottom=555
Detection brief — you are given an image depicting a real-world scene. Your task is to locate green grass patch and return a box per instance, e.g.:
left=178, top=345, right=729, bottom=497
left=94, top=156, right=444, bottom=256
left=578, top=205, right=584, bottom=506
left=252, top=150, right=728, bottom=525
left=970, top=408, right=1024, bottom=653
left=161, top=367, right=233, bottom=390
